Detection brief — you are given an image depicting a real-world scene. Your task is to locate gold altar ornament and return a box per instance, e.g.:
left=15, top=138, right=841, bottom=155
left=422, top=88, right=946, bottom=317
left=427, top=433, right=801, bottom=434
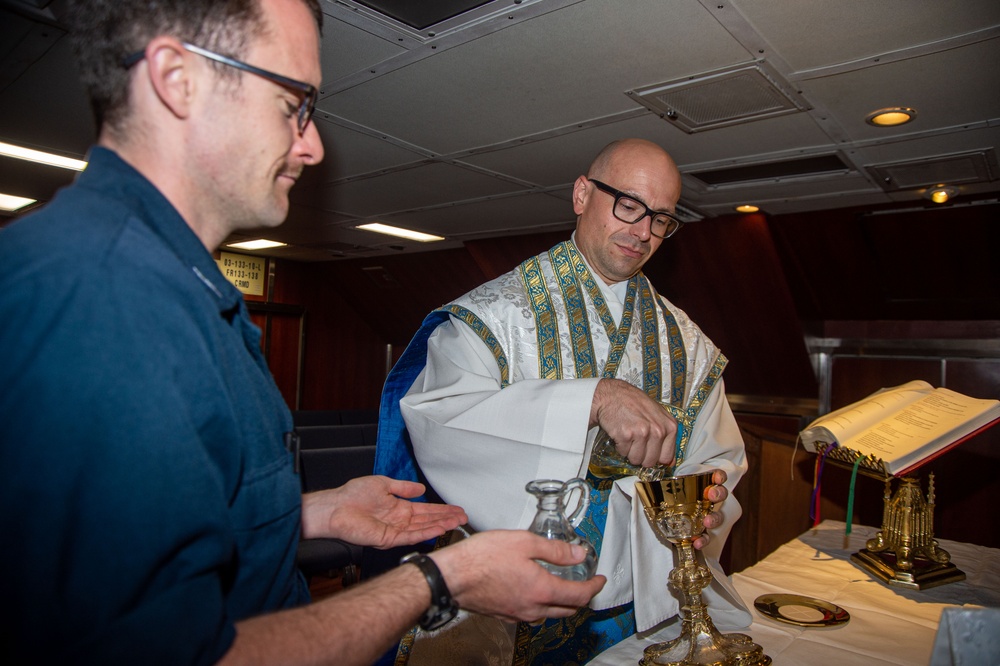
left=636, top=473, right=771, bottom=666
left=850, top=474, right=966, bottom=590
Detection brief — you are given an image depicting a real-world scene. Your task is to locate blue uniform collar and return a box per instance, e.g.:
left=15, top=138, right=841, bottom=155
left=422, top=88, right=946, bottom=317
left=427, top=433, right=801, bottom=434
left=80, top=147, right=244, bottom=314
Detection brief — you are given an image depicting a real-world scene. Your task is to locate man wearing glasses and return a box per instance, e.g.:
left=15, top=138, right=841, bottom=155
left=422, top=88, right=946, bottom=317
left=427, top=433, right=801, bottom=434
left=0, top=0, right=606, bottom=664
left=377, top=138, right=751, bottom=663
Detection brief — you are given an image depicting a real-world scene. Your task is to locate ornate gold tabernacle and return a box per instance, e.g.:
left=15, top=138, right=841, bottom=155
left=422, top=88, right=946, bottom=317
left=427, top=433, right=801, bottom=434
left=850, top=474, right=966, bottom=590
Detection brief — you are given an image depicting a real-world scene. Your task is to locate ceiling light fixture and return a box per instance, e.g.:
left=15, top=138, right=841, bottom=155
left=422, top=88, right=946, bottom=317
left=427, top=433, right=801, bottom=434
left=735, top=204, right=760, bottom=213
left=865, top=107, right=917, bottom=127
left=0, top=141, right=88, bottom=171
left=226, top=239, right=287, bottom=250
left=0, top=192, right=37, bottom=211
left=357, top=222, right=444, bottom=242
left=925, top=185, right=958, bottom=204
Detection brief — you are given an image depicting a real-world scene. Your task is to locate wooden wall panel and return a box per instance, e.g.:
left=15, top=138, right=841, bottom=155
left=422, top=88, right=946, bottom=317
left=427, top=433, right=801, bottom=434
left=266, top=313, right=304, bottom=409
left=295, top=263, right=389, bottom=410
left=464, top=230, right=569, bottom=281
left=646, top=213, right=818, bottom=399
left=315, top=248, right=490, bottom=347
left=769, top=202, right=1000, bottom=322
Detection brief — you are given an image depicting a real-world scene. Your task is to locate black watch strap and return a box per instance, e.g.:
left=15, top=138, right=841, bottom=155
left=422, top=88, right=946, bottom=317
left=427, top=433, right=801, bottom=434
left=400, top=553, right=459, bottom=631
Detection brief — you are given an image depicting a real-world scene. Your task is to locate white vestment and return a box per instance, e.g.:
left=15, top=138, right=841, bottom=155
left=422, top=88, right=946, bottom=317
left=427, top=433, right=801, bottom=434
left=397, top=239, right=751, bottom=662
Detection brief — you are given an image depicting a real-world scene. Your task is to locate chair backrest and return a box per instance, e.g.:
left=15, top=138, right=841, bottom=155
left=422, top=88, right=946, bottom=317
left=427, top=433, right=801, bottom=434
left=299, top=445, right=377, bottom=493
left=291, top=409, right=379, bottom=427
left=296, top=424, right=378, bottom=450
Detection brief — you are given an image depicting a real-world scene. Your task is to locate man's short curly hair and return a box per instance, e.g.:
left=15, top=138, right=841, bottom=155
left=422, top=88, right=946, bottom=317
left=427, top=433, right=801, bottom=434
left=63, top=0, right=322, bottom=132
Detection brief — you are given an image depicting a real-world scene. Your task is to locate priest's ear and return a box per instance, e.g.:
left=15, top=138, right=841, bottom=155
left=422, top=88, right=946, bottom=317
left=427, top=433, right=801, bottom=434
left=572, top=176, right=592, bottom=215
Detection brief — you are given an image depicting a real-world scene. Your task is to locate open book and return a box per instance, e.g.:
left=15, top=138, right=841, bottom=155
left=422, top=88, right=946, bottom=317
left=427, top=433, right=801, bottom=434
left=800, top=380, right=1000, bottom=476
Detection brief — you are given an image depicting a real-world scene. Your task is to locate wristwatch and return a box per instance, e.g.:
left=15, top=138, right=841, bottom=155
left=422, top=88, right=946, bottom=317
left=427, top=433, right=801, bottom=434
left=400, top=552, right=459, bottom=631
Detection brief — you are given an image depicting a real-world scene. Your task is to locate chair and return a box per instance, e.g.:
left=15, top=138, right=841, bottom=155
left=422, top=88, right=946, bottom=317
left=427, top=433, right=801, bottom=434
left=295, top=433, right=377, bottom=587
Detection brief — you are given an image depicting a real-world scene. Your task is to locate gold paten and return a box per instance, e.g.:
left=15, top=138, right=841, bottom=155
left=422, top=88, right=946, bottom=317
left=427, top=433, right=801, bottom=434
left=635, top=473, right=771, bottom=666
left=753, top=594, right=849, bottom=628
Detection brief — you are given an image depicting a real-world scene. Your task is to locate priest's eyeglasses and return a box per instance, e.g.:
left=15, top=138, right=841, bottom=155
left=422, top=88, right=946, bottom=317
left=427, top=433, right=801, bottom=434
left=122, top=42, right=318, bottom=134
left=588, top=178, right=684, bottom=239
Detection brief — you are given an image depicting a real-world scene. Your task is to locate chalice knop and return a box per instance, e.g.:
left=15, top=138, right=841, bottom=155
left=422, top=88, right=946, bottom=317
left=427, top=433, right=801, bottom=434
left=635, top=472, right=770, bottom=666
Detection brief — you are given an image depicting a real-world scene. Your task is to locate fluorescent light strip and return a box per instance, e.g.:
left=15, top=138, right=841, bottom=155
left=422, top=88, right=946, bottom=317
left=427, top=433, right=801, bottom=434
left=0, top=193, right=37, bottom=211
left=0, top=141, right=88, bottom=171
left=226, top=239, right=287, bottom=250
left=357, top=222, right=444, bottom=242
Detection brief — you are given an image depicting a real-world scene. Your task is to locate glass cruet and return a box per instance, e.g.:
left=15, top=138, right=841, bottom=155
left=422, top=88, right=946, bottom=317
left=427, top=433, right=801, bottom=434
left=525, top=477, right=599, bottom=581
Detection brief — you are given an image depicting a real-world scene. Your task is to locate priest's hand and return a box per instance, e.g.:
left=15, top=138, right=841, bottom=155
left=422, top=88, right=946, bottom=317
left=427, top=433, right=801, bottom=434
left=693, top=469, right=728, bottom=550
left=431, top=530, right=606, bottom=623
left=300, top=476, right=468, bottom=547
left=590, top=378, right=678, bottom=468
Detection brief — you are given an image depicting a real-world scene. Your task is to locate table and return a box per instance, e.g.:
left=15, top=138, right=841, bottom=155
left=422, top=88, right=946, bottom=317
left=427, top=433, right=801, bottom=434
left=589, top=520, right=1000, bottom=665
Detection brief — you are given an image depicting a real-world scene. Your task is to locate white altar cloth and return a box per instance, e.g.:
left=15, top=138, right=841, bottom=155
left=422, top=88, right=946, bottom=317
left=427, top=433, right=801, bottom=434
left=589, top=520, right=1000, bottom=665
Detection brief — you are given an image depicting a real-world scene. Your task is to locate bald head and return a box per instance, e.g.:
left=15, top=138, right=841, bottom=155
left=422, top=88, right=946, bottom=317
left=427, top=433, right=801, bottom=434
left=587, top=139, right=680, bottom=186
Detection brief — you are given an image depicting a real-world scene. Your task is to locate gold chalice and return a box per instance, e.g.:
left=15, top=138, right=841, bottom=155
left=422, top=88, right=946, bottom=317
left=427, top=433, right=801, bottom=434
left=635, top=472, right=770, bottom=666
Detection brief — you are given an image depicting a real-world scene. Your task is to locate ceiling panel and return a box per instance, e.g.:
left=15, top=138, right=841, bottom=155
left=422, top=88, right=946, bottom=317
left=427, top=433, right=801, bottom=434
left=0, top=36, right=93, bottom=154
left=308, top=160, right=524, bottom=217
left=326, top=0, right=749, bottom=154
left=735, top=0, right=1000, bottom=72
left=797, top=38, right=1000, bottom=143
left=1, top=0, right=998, bottom=257
left=384, top=190, right=574, bottom=237
left=295, top=120, right=427, bottom=187
left=318, top=14, right=407, bottom=83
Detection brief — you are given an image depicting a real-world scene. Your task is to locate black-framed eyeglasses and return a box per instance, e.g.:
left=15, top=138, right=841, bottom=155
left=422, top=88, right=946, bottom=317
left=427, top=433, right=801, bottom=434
left=122, top=42, right=317, bottom=134
left=588, top=178, right=683, bottom=239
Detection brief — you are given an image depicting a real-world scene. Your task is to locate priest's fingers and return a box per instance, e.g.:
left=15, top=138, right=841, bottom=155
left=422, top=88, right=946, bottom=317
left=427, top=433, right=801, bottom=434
left=705, top=483, right=728, bottom=503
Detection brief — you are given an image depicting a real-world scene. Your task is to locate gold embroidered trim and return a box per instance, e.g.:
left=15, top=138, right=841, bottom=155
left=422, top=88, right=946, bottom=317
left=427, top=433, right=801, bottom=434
left=520, top=256, right=561, bottom=380
left=438, top=304, right=511, bottom=388
left=550, top=243, right=597, bottom=378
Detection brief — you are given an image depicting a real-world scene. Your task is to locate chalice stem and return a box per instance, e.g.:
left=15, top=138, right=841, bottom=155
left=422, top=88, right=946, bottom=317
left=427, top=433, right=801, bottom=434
left=635, top=475, right=771, bottom=666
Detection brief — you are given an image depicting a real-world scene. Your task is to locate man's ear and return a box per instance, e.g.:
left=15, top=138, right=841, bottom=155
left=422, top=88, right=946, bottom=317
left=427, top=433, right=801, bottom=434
left=143, top=36, right=196, bottom=120
left=572, top=175, right=590, bottom=215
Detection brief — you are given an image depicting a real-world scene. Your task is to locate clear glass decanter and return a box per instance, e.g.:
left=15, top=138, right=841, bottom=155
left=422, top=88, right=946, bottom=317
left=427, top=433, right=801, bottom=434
left=525, top=477, right=598, bottom=581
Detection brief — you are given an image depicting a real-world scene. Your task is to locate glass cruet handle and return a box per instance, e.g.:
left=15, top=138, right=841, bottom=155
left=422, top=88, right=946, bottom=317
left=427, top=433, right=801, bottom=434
left=562, top=478, right=591, bottom=528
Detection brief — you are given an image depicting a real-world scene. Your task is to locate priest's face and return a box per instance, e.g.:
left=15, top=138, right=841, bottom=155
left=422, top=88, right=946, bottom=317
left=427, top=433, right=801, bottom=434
left=572, top=140, right=682, bottom=285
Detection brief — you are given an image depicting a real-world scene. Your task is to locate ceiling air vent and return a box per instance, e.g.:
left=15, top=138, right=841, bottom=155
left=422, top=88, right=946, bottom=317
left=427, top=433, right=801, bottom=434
left=627, top=61, right=810, bottom=134
left=673, top=201, right=705, bottom=222
left=689, top=153, right=852, bottom=187
left=866, top=150, right=997, bottom=192
left=354, top=0, right=492, bottom=30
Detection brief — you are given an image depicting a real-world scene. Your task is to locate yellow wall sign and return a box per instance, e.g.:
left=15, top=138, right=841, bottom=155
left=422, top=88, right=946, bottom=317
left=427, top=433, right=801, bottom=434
left=216, top=251, right=266, bottom=296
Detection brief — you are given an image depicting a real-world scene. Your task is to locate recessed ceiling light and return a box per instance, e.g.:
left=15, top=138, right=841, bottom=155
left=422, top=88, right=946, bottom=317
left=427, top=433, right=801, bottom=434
left=735, top=204, right=759, bottom=213
left=865, top=107, right=916, bottom=127
left=357, top=222, right=444, bottom=242
left=0, top=141, right=87, bottom=171
left=925, top=185, right=958, bottom=204
left=226, top=239, right=287, bottom=250
left=0, top=193, right=37, bottom=211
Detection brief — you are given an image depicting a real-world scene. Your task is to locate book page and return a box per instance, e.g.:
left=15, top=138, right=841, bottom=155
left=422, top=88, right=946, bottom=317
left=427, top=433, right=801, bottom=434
left=839, top=388, right=1000, bottom=473
left=800, top=380, right=932, bottom=448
